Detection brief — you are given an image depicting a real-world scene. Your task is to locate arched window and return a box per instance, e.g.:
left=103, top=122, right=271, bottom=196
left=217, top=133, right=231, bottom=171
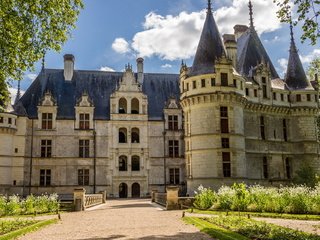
left=119, top=128, right=127, bottom=143
left=119, top=156, right=127, bottom=171
left=131, top=128, right=140, bottom=143
left=131, top=98, right=139, bottom=114
left=119, top=98, right=127, bottom=114
left=131, top=156, right=140, bottom=171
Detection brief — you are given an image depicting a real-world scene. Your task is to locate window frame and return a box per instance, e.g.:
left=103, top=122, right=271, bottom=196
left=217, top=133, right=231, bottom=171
left=78, top=169, right=89, bottom=186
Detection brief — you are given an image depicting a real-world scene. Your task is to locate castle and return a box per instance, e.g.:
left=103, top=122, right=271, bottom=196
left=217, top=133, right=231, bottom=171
left=0, top=1, right=319, bottom=197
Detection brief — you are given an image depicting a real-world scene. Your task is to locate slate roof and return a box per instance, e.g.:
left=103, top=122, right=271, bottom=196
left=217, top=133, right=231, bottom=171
left=189, top=8, right=225, bottom=76
left=237, top=27, right=279, bottom=79
left=285, top=27, right=309, bottom=90
left=16, top=69, right=179, bottom=120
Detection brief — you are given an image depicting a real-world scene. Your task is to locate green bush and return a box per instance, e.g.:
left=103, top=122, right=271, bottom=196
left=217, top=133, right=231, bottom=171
left=193, top=185, right=216, bottom=210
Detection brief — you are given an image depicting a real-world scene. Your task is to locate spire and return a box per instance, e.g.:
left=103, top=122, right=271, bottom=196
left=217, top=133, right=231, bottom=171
left=285, top=23, right=309, bottom=89
left=14, top=80, right=21, bottom=105
left=190, top=1, right=226, bottom=76
left=248, top=0, right=254, bottom=29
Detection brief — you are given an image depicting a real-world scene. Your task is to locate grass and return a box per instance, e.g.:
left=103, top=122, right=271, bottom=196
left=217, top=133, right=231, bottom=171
left=0, top=219, right=57, bottom=240
left=187, top=208, right=320, bottom=221
left=183, top=217, right=249, bottom=240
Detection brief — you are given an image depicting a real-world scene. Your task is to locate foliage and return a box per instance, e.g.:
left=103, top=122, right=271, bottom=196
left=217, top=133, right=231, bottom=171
left=0, top=194, right=59, bottom=217
left=0, top=0, right=84, bottom=110
left=0, top=219, right=38, bottom=235
left=193, top=184, right=320, bottom=214
left=193, top=185, right=216, bottom=210
left=273, top=0, right=320, bottom=45
left=206, top=216, right=320, bottom=240
left=307, top=57, right=320, bottom=82
left=293, top=163, right=320, bottom=187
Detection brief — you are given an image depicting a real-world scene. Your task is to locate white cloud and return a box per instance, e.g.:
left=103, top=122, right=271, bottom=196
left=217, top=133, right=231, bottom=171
left=161, top=63, right=173, bottom=68
left=9, top=87, right=25, bottom=105
left=300, top=49, right=320, bottom=64
left=277, top=58, right=288, bottom=77
left=112, top=0, right=282, bottom=61
left=26, top=73, right=37, bottom=81
left=112, top=38, right=130, bottom=54
left=100, top=66, right=115, bottom=72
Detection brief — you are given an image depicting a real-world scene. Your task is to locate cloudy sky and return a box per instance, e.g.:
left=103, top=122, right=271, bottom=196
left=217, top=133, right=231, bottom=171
left=10, top=0, right=320, bottom=102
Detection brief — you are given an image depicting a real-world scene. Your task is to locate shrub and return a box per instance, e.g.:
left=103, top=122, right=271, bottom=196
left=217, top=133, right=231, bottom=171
left=193, top=185, right=216, bottom=210
left=216, top=186, right=235, bottom=210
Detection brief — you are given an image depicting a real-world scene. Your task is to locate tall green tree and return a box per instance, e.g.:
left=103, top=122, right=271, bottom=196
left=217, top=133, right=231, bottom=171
left=273, top=0, right=319, bottom=45
left=307, top=57, right=320, bottom=81
left=0, top=0, right=83, bottom=111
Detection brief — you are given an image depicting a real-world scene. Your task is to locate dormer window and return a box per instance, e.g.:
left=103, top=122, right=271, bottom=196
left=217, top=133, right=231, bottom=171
left=168, top=115, right=178, bottom=130
left=131, top=98, right=139, bottom=114
left=119, top=98, right=127, bottom=114
left=79, top=113, right=90, bottom=129
left=296, top=94, right=301, bottom=102
left=42, top=113, right=53, bottom=129
left=262, top=77, right=267, bottom=98
left=221, top=73, right=228, bottom=86
left=307, top=94, right=311, bottom=101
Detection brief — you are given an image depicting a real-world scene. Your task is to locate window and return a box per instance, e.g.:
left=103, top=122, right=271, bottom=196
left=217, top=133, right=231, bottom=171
left=169, top=168, right=180, bottom=184
left=41, top=140, right=52, bottom=158
left=260, top=116, right=265, bottom=140
left=307, top=94, right=311, bottom=101
left=186, top=83, right=189, bottom=91
left=281, top=94, right=284, bottom=101
left=119, top=156, right=128, bottom=171
left=220, top=107, right=229, bottom=133
left=0, top=117, right=3, bottom=123
left=42, top=113, right=53, bottom=129
left=79, top=140, right=89, bottom=158
left=169, top=140, right=179, bottom=157
left=221, top=138, right=230, bottom=148
left=211, top=78, right=216, bottom=86
left=201, top=79, right=206, bottom=88
left=296, top=94, right=301, bottom=102
left=40, top=169, right=51, bottom=186
left=285, top=158, right=291, bottom=179
left=262, top=77, right=267, bottom=98
left=168, top=115, right=178, bottom=130
left=79, top=113, right=90, bottom=129
left=273, top=92, right=277, bottom=100
left=240, top=81, right=243, bottom=90
left=131, top=98, right=139, bottom=114
left=254, top=89, right=258, bottom=97
left=8, top=118, right=12, bottom=124
left=15, top=148, right=18, bottom=153
left=246, top=88, right=249, bottom=96
left=263, top=157, right=268, bottom=179
left=119, top=98, right=127, bottom=113
left=233, top=79, right=237, bottom=88
left=78, top=169, right=89, bottom=185
left=131, top=128, right=140, bottom=143
left=192, top=81, right=197, bottom=89
left=119, top=128, right=127, bottom=143
left=221, top=73, right=228, bottom=86
left=283, top=119, right=287, bottom=142
left=131, top=156, right=140, bottom=171
left=222, top=152, right=231, bottom=177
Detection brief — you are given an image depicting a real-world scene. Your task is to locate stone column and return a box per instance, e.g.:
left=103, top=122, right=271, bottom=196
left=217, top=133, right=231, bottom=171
left=151, top=189, right=158, bottom=202
left=74, top=188, right=86, bottom=211
left=99, top=190, right=107, bottom=203
left=166, top=186, right=179, bottom=210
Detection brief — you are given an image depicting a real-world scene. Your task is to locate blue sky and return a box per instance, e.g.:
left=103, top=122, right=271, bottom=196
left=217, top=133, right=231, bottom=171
left=10, top=0, right=320, bottom=100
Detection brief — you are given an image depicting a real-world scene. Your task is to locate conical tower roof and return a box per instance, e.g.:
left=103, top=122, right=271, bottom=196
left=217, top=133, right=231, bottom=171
left=285, top=24, right=309, bottom=89
left=190, top=0, right=225, bottom=76
left=237, top=1, right=279, bottom=79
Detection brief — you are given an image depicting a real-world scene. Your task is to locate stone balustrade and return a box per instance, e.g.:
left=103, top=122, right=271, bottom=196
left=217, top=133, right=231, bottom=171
left=73, top=188, right=106, bottom=211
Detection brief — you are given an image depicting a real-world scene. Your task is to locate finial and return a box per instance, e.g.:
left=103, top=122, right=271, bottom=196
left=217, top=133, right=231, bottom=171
left=14, top=80, right=21, bottom=105
left=207, top=0, right=212, bottom=12
left=248, top=0, right=254, bottom=29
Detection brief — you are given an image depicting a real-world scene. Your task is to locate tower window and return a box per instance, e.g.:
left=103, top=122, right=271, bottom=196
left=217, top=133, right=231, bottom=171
left=192, top=81, right=197, bottom=89
left=221, top=73, right=228, bottom=86
left=285, top=158, right=291, bottom=179
left=79, top=113, right=90, bottom=129
left=41, top=140, right=52, bottom=158
left=186, top=83, right=189, bottom=91
left=222, top=152, right=231, bottom=177
left=273, top=92, right=277, bottom=100
left=263, top=157, right=268, bottom=179
left=281, top=94, right=284, bottom=101
left=220, top=107, right=229, bottom=133
left=169, top=140, right=179, bottom=157
left=42, top=113, right=53, bottom=129
left=307, top=94, right=311, bottom=101
left=233, top=79, right=237, bottom=88
left=79, top=139, right=89, bottom=158
left=119, top=98, right=127, bottom=113
left=131, top=98, right=139, bottom=114
left=168, top=115, right=178, bottom=130
left=40, top=169, right=51, bottom=186
left=211, top=78, right=216, bottom=86
left=201, top=79, right=206, bottom=88
left=119, top=128, right=127, bottom=143
left=131, top=156, right=140, bottom=171
left=131, top=128, right=140, bottom=143
left=119, top=156, right=128, bottom=171
left=296, top=94, right=301, bottom=102
left=221, top=138, right=229, bottom=148
left=262, top=77, right=267, bottom=98
left=169, top=168, right=180, bottom=184
left=283, top=119, right=288, bottom=142
left=260, top=116, right=265, bottom=140
left=246, top=88, right=249, bottom=96
left=0, top=117, right=3, bottom=123
left=254, top=89, right=258, bottom=97
left=78, top=169, right=89, bottom=185
left=8, top=118, right=12, bottom=124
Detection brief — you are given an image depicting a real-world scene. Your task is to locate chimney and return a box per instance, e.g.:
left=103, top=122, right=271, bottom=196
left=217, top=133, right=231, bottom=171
left=136, top=57, right=144, bottom=84
left=64, top=54, right=75, bottom=81
left=223, top=34, right=237, bottom=68
left=234, top=25, right=249, bottom=40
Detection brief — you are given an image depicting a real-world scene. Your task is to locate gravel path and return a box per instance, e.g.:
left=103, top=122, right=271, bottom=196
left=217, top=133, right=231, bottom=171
left=18, top=199, right=212, bottom=240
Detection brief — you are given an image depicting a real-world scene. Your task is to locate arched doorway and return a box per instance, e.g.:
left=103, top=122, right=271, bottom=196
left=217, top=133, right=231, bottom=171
left=119, top=183, right=128, bottom=198
left=131, top=183, right=140, bottom=198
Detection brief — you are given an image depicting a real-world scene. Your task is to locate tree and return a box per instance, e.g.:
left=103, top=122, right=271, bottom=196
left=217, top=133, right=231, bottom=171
left=293, top=163, right=320, bottom=187
left=307, top=57, right=320, bottom=81
left=273, top=0, right=319, bottom=45
left=0, top=0, right=83, bottom=111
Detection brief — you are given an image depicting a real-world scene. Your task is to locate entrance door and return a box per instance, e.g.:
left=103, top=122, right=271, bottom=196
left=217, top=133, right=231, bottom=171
left=131, top=183, right=140, bottom=198
left=119, top=183, right=128, bottom=198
